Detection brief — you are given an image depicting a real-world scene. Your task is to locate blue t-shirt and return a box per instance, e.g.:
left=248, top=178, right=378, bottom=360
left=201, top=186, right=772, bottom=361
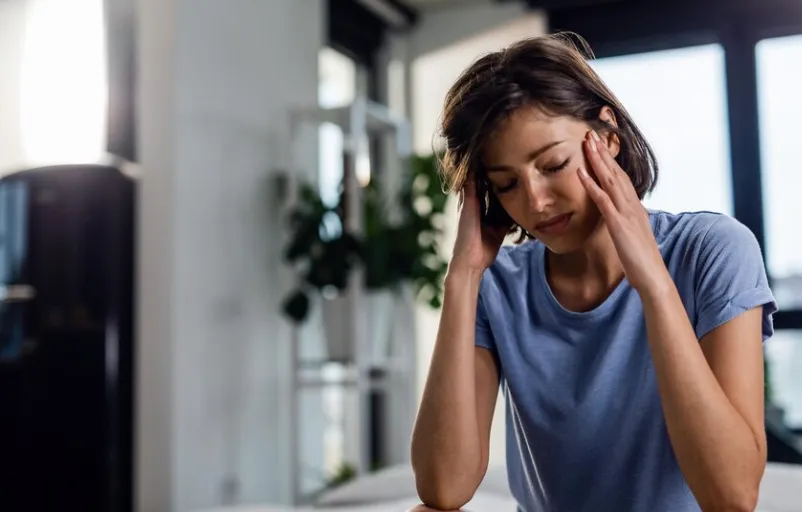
left=476, top=210, right=778, bottom=512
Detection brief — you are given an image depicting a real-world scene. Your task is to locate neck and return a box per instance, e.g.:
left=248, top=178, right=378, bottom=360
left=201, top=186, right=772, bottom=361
left=547, top=218, right=623, bottom=288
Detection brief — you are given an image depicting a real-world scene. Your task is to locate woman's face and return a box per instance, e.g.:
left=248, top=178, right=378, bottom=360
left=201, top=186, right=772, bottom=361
left=481, top=106, right=619, bottom=254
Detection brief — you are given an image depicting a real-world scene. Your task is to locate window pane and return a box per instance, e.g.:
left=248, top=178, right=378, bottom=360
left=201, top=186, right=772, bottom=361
left=319, top=47, right=356, bottom=109
left=765, top=329, right=802, bottom=429
left=591, top=45, right=733, bottom=215
left=756, top=35, right=802, bottom=310
left=318, top=48, right=357, bottom=206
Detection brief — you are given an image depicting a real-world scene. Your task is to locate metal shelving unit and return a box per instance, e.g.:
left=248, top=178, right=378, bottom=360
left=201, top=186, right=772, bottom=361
left=284, top=98, right=416, bottom=505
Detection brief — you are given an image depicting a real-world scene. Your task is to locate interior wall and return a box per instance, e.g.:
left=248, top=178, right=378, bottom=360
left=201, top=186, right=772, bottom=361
left=409, top=8, right=548, bottom=468
left=0, top=0, right=28, bottom=174
left=409, top=1, right=534, bottom=60
left=135, top=1, right=175, bottom=508
left=136, top=0, right=324, bottom=510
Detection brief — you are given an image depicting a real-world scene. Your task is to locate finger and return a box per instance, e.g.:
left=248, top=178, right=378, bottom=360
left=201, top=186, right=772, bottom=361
left=578, top=167, right=617, bottom=220
left=592, top=130, right=639, bottom=201
left=464, top=173, right=477, bottom=195
left=460, top=174, right=477, bottom=210
left=483, top=225, right=508, bottom=248
left=584, top=132, right=626, bottom=207
left=592, top=130, right=623, bottom=176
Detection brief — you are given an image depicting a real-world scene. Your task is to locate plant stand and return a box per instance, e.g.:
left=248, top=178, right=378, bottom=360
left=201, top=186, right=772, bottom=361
left=284, top=98, right=417, bottom=504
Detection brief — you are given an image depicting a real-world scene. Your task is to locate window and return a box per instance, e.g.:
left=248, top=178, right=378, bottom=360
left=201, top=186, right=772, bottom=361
left=318, top=48, right=357, bottom=206
left=591, top=45, right=733, bottom=215
left=765, top=329, right=802, bottom=429
left=20, top=0, right=107, bottom=165
left=756, top=34, right=802, bottom=310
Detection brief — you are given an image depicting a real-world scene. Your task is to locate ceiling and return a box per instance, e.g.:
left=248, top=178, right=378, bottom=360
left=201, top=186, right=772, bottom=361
left=402, top=0, right=495, bottom=8
left=400, top=0, right=623, bottom=12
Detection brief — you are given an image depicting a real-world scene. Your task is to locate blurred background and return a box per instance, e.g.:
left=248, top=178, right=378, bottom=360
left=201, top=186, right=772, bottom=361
left=0, top=0, right=801, bottom=511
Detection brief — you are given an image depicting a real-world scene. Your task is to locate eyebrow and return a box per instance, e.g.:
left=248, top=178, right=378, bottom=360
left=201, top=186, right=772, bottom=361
left=485, top=140, right=565, bottom=173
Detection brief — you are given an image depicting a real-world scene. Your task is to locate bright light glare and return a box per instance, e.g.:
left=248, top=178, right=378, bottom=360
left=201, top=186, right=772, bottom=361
left=20, top=0, right=107, bottom=166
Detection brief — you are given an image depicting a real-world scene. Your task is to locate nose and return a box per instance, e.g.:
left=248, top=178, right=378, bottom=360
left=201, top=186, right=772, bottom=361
left=523, top=174, right=553, bottom=213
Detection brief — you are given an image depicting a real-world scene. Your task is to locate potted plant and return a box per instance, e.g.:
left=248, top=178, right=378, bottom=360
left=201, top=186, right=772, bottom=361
left=281, top=154, right=449, bottom=360
left=326, top=462, right=358, bottom=489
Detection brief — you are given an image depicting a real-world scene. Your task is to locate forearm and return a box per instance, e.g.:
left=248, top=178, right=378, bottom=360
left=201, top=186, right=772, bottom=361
left=411, top=269, right=485, bottom=507
left=640, top=275, right=764, bottom=511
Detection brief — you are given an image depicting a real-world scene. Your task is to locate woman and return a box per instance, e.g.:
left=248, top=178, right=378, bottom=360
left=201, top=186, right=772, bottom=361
left=409, top=34, right=777, bottom=512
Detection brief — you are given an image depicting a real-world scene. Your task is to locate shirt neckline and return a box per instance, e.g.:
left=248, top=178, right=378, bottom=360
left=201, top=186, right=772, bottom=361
left=535, top=210, right=659, bottom=321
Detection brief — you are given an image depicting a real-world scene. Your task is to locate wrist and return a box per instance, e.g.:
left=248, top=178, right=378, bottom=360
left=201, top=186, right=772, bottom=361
left=445, top=264, right=484, bottom=290
left=636, top=268, right=676, bottom=304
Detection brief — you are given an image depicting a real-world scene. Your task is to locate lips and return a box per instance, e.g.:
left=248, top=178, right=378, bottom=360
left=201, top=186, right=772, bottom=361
left=534, top=213, right=573, bottom=234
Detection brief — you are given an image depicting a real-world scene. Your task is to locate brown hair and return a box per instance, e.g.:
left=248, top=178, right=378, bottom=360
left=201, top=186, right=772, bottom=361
left=438, top=33, right=658, bottom=241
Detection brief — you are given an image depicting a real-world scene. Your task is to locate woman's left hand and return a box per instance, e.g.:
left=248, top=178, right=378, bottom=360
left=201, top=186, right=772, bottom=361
left=577, top=130, right=670, bottom=295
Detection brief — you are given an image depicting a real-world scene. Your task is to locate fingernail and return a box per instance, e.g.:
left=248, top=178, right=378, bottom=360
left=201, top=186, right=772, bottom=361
left=578, top=167, right=588, bottom=178
left=587, top=137, right=597, bottom=152
left=591, top=130, right=601, bottom=142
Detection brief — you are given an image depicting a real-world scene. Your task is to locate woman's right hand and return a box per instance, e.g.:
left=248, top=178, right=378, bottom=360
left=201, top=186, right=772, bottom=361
left=450, top=175, right=509, bottom=274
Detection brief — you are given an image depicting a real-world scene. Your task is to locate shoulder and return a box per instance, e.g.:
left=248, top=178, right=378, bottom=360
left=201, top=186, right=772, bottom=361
left=479, top=240, right=540, bottom=295
left=652, top=210, right=769, bottom=301
left=487, top=240, right=539, bottom=278
left=650, top=209, right=758, bottom=255
left=650, top=208, right=740, bottom=238
left=652, top=211, right=777, bottom=340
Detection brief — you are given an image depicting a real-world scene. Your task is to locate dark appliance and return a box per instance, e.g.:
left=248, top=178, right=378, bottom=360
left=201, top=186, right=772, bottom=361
left=0, top=164, right=135, bottom=512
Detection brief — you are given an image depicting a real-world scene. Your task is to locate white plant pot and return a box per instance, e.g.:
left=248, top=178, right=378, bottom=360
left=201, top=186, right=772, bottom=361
left=320, top=290, right=397, bottom=364
left=365, top=290, right=396, bottom=366
left=320, top=294, right=352, bottom=362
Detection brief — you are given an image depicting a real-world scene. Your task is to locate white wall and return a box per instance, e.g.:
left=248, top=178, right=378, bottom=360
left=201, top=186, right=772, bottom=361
left=408, top=7, right=548, bottom=468
left=408, top=1, right=534, bottom=61
left=136, top=0, right=324, bottom=510
left=0, top=0, right=27, bottom=173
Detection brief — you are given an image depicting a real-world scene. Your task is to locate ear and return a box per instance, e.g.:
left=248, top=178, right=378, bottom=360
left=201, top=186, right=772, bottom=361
left=598, top=106, right=621, bottom=159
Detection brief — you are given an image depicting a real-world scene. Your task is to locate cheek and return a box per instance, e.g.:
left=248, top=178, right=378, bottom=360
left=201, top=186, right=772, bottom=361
left=578, top=152, right=605, bottom=190
left=495, top=191, right=526, bottom=217
left=492, top=191, right=534, bottom=230
left=552, top=168, right=587, bottom=202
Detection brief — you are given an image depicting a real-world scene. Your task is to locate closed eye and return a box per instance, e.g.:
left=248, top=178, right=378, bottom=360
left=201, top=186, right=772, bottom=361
left=494, top=179, right=518, bottom=194
left=546, top=158, right=570, bottom=173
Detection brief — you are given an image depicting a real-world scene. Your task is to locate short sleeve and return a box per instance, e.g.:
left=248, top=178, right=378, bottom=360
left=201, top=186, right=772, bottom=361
left=693, top=215, right=778, bottom=341
left=475, top=284, right=497, bottom=352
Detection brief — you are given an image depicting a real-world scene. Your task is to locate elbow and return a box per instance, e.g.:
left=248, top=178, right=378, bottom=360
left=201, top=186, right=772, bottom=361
left=411, top=462, right=482, bottom=511
left=696, top=451, right=764, bottom=512
left=699, top=483, right=759, bottom=512
left=415, top=481, right=475, bottom=511
left=701, top=497, right=757, bottom=512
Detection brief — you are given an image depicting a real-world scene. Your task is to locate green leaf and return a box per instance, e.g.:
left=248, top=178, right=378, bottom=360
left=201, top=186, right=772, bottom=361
left=280, top=154, right=450, bottom=323
left=282, top=289, right=310, bottom=323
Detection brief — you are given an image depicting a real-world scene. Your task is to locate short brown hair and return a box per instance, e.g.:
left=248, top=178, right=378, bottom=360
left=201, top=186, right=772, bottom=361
left=438, top=33, right=658, bottom=240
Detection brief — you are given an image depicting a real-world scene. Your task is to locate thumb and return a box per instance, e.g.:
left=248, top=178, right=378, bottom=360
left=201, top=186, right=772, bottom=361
left=457, top=174, right=476, bottom=211
left=461, top=174, right=478, bottom=209
left=463, top=173, right=476, bottom=195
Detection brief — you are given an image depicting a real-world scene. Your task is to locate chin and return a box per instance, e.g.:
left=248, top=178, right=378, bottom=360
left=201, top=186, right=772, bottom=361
left=534, top=224, right=594, bottom=254
left=539, top=236, right=585, bottom=255
left=536, top=213, right=602, bottom=254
